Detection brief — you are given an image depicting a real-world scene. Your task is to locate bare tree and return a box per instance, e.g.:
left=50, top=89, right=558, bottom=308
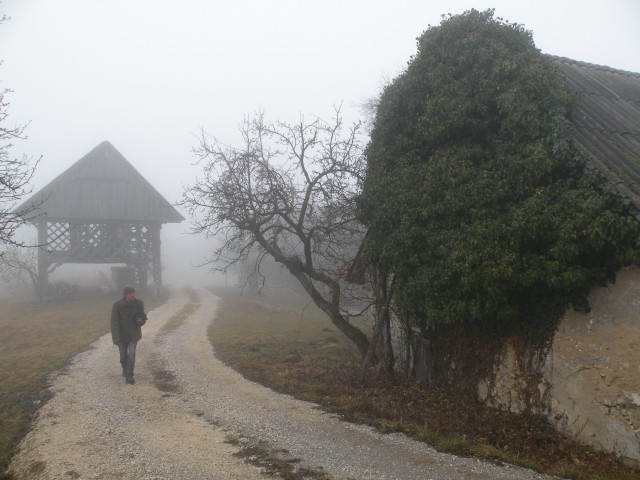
left=0, top=76, right=42, bottom=257
left=0, top=242, right=39, bottom=296
left=181, top=109, right=372, bottom=357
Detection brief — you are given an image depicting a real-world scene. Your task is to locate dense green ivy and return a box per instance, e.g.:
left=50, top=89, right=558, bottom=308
left=360, top=10, right=640, bottom=345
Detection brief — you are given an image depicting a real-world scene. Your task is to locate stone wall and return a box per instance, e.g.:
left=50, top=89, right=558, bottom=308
left=480, top=267, right=640, bottom=466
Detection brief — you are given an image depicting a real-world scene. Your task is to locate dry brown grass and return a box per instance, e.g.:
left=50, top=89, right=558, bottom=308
left=3, top=284, right=638, bottom=479
left=0, top=290, right=162, bottom=475
left=208, top=285, right=640, bottom=480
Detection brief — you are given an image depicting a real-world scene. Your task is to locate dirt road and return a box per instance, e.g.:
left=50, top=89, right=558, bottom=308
left=7, top=288, right=557, bottom=480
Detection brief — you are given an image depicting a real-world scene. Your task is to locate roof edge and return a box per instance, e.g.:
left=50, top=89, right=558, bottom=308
left=546, top=54, right=640, bottom=78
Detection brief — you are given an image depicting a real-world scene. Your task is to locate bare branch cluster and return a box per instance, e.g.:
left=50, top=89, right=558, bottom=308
left=183, top=108, right=365, bottom=280
left=0, top=86, right=42, bottom=258
left=181, top=108, right=372, bottom=357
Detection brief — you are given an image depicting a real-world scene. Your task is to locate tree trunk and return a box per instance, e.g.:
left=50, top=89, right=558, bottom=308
left=280, top=257, right=371, bottom=359
left=370, top=267, right=395, bottom=377
left=381, top=306, right=395, bottom=377
left=328, top=310, right=371, bottom=359
left=360, top=314, right=383, bottom=381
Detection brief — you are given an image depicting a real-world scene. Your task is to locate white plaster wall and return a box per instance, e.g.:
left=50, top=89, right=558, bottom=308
left=479, top=267, right=640, bottom=465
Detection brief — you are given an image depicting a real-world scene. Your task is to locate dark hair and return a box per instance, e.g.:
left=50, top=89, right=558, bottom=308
left=123, top=285, right=135, bottom=295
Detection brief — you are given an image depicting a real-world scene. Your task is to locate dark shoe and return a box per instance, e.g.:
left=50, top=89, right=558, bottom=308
left=126, top=377, right=135, bottom=385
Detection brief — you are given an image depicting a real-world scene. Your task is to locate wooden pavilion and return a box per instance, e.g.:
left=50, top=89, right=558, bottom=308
left=15, top=141, right=184, bottom=301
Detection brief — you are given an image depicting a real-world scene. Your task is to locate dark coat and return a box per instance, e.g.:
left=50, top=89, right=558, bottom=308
left=111, top=297, right=146, bottom=345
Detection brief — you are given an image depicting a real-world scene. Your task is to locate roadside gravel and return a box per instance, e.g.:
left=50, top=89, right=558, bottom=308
left=7, top=288, right=559, bottom=480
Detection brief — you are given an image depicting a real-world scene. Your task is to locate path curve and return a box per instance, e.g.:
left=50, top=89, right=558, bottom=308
left=7, top=288, right=557, bottom=480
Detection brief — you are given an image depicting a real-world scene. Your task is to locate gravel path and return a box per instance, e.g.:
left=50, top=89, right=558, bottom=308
left=7, top=288, right=559, bottom=480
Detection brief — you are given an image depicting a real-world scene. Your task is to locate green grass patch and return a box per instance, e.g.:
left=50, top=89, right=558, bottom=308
left=0, top=292, right=163, bottom=474
left=208, top=285, right=640, bottom=480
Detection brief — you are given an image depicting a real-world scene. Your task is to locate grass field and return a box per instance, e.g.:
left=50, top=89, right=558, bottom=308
left=207, top=285, right=365, bottom=396
left=0, top=290, right=162, bottom=475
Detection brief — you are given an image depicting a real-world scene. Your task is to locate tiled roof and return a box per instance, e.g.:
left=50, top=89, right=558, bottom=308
left=550, top=56, right=640, bottom=210
left=15, top=141, right=185, bottom=224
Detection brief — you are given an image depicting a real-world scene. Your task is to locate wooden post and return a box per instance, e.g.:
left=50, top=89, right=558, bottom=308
left=152, top=224, right=162, bottom=297
left=36, top=222, right=48, bottom=303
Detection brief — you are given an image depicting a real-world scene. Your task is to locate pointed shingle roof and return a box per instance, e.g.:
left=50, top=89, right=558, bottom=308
left=16, top=141, right=184, bottom=223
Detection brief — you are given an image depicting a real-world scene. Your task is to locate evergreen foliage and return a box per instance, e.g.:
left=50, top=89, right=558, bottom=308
left=360, top=10, right=640, bottom=344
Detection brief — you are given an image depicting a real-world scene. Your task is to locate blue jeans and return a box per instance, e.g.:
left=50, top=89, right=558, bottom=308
left=118, top=341, right=138, bottom=379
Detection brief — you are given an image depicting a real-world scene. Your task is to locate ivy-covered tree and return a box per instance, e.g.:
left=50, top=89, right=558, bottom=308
left=359, top=10, right=640, bottom=392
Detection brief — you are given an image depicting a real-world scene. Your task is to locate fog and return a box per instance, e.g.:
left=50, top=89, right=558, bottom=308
left=1, top=0, right=639, bottom=288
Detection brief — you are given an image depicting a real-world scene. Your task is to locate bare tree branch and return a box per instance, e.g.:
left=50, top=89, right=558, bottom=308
left=181, top=108, right=372, bottom=357
left=0, top=79, right=43, bottom=258
left=0, top=242, right=39, bottom=296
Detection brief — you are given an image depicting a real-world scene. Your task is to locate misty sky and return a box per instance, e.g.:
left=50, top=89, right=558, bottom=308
left=1, top=0, right=639, bottom=285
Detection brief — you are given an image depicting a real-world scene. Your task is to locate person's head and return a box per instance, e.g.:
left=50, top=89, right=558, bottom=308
left=123, top=285, right=136, bottom=302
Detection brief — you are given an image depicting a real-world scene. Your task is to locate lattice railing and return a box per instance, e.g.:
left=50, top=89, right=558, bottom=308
left=44, top=221, right=157, bottom=263
left=128, top=224, right=151, bottom=260
left=47, top=222, right=71, bottom=252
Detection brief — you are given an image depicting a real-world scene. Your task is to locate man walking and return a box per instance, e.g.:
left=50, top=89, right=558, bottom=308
left=111, top=285, right=147, bottom=384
